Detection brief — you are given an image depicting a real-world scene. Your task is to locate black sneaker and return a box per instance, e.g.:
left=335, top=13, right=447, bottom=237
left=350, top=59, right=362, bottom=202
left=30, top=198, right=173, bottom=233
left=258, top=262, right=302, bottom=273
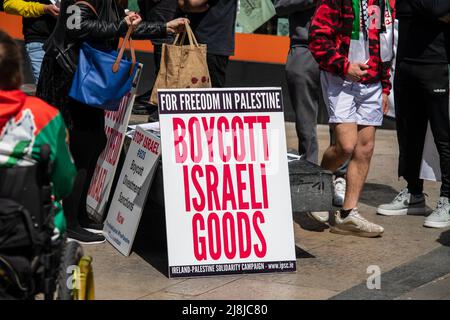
left=66, top=226, right=106, bottom=245
left=148, top=110, right=159, bottom=122
left=79, top=218, right=104, bottom=234
left=132, top=102, right=151, bottom=115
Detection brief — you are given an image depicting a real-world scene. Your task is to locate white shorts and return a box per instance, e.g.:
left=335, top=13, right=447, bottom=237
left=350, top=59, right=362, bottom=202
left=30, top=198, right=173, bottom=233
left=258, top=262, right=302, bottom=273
left=321, top=71, right=383, bottom=126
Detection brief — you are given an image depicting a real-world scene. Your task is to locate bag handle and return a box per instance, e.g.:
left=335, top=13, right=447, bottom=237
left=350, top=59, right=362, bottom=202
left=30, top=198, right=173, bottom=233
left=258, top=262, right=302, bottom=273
left=185, top=22, right=199, bottom=47
left=75, top=0, right=98, bottom=16
left=112, top=25, right=136, bottom=75
left=172, top=21, right=199, bottom=49
left=76, top=1, right=135, bottom=75
left=173, top=32, right=187, bottom=47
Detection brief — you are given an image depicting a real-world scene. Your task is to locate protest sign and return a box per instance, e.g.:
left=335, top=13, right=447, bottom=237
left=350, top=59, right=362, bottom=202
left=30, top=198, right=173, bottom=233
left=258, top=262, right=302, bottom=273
left=159, top=87, right=296, bottom=277
left=104, top=126, right=161, bottom=256
left=87, top=65, right=143, bottom=223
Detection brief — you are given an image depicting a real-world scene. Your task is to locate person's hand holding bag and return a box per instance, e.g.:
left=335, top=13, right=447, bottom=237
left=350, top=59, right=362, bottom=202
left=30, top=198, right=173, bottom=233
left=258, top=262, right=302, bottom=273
left=125, top=13, right=142, bottom=29
left=166, top=18, right=190, bottom=34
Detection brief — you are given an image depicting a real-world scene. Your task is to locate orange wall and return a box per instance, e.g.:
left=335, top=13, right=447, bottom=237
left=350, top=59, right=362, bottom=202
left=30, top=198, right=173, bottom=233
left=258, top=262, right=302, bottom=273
left=0, top=12, right=289, bottom=64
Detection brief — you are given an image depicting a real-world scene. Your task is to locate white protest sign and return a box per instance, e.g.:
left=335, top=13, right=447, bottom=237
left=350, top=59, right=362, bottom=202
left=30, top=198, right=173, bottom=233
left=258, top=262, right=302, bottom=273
left=104, top=126, right=161, bottom=256
left=159, top=87, right=296, bottom=277
left=86, top=65, right=142, bottom=222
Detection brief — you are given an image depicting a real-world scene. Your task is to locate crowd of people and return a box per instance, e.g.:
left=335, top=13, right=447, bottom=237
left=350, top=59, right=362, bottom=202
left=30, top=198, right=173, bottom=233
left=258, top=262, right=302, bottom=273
left=0, top=0, right=449, bottom=250
left=277, top=0, right=449, bottom=236
left=0, top=0, right=237, bottom=245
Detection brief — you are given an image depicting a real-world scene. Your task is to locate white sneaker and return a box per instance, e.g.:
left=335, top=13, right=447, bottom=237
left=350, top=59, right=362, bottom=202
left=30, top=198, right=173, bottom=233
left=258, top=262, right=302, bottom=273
left=333, top=177, right=346, bottom=207
left=307, top=211, right=329, bottom=223
left=424, top=197, right=450, bottom=228
left=331, top=208, right=384, bottom=238
left=377, top=188, right=426, bottom=216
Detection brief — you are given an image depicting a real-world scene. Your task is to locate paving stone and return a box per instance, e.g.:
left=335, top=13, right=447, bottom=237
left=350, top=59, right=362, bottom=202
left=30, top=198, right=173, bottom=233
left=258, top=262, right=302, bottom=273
left=83, top=244, right=184, bottom=300
left=138, top=291, right=195, bottom=300
left=397, top=274, right=450, bottom=300
left=164, top=277, right=243, bottom=296
left=81, top=124, right=450, bottom=299
left=195, top=279, right=338, bottom=300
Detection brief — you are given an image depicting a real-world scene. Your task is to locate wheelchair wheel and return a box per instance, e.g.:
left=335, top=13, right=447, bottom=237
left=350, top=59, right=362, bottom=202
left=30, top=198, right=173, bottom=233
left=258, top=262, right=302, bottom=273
left=55, top=241, right=84, bottom=300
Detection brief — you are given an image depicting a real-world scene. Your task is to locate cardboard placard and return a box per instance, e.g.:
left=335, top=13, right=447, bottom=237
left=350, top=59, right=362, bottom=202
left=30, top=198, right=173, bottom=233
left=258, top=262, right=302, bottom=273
left=86, top=65, right=142, bottom=222
left=104, top=126, right=161, bottom=256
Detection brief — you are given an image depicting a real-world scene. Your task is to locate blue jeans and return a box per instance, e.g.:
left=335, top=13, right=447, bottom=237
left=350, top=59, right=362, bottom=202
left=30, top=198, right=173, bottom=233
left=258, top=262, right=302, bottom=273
left=25, top=42, right=45, bottom=84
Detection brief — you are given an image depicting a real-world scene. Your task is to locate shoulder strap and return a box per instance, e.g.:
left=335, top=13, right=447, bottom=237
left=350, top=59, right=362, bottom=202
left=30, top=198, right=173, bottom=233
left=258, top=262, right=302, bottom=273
left=75, top=0, right=98, bottom=16
left=112, top=26, right=136, bottom=76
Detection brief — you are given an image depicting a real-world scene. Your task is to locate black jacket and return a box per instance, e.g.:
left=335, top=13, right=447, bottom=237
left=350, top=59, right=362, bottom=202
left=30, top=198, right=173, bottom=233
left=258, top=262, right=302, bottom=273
left=22, top=0, right=56, bottom=43
left=44, top=0, right=167, bottom=74
left=274, top=0, right=316, bottom=46
left=137, top=0, right=179, bottom=45
left=396, top=0, right=450, bottom=64
left=409, top=0, right=450, bottom=17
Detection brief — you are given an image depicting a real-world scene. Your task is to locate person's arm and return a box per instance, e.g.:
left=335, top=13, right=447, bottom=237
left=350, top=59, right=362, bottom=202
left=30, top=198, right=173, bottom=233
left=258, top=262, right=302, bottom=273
left=133, top=17, right=190, bottom=40
left=409, top=0, right=450, bottom=18
left=132, top=22, right=167, bottom=39
left=274, top=0, right=317, bottom=16
left=3, top=0, right=58, bottom=18
left=380, top=0, right=395, bottom=96
left=66, top=1, right=128, bottom=40
left=381, top=65, right=392, bottom=95
left=308, top=0, right=350, bottom=77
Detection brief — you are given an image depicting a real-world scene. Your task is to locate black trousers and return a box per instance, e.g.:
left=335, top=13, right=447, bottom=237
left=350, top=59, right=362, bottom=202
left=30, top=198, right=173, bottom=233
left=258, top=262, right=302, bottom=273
left=394, top=62, right=450, bottom=197
left=206, top=53, right=229, bottom=88
left=139, top=49, right=229, bottom=100
left=136, top=44, right=163, bottom=101
left=63, top=101, right=107, bottom=228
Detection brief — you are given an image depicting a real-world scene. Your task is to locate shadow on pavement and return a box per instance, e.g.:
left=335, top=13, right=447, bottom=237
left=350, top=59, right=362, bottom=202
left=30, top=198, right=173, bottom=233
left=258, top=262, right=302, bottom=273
left=438, top=230, right=450, bottom=247
left=131, top=201, right=317, bottom=275
left=293, top=211, right=329, bottom=232
left=360, top=182, right=432, bottom=214
left=295, top=246, right=315, bottom=259
left=359, top=183, right=399, bottom=208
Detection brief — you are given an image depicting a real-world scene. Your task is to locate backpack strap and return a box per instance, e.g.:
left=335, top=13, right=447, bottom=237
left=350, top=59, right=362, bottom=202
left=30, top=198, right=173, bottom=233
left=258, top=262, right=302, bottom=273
left=75, top=0, right=99, bottom=16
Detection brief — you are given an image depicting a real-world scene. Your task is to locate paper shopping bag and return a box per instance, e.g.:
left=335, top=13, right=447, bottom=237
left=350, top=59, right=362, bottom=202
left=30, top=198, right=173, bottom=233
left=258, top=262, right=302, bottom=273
left=150, top=23, right=211, bottom=106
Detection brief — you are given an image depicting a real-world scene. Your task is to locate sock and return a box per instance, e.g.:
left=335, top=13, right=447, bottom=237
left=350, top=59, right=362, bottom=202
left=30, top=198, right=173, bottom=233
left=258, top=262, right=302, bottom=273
left=340, top=208, right=353, bottom=219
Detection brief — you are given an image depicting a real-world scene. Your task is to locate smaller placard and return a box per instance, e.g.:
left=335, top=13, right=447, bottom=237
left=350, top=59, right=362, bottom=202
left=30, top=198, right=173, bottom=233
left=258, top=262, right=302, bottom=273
left=104, top=126, right=161, bottom=256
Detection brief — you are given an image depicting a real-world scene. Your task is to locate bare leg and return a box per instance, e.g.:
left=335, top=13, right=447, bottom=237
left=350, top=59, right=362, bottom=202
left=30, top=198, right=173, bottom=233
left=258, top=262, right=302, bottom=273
left=321, top=123, right=358, bottom=173
left=343, top=125, right=376, bottom=209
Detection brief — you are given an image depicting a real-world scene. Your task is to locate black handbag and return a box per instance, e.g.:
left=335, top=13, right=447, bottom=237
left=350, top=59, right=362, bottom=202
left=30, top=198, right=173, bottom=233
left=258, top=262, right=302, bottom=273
left=54, top=43, right=77, bottom=76
left=0, top=199, right=37, bottom=250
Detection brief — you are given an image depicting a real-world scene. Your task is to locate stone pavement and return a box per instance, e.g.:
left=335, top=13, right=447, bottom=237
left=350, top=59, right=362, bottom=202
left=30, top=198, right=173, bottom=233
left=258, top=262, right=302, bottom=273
left=83, top=122, right=450, bottom=300
left=398, top=273, right=450, bottom=300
